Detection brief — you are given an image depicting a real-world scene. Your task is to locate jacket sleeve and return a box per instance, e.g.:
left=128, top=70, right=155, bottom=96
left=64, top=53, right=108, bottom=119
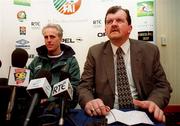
left=28, top=56, right=39, bottom=80
left=68, top=56, right=80, bottom=108
left=77, top=47, right=96, bottom=109
left=147, top=45, right=172, bottom=109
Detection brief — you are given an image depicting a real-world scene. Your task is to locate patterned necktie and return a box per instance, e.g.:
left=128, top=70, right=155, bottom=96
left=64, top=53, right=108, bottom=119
left=116, top=47, right=134, bottom=109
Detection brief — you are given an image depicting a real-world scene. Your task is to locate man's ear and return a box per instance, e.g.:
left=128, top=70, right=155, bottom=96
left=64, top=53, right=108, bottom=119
left=128, top=25, right=132, bottom=34
left=105, top=27, right=107, bottom=35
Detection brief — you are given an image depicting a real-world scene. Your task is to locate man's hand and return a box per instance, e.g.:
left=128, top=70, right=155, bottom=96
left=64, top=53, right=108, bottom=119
left=133, top=99, right=165, bottom=123
left=84, top=98, right=110, bottom=116
left=40, top=99, right=47, bottom=104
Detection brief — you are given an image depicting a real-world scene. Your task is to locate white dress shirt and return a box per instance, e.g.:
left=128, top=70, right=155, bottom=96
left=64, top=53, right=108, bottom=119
left=110, top=40, right=138, bottom=109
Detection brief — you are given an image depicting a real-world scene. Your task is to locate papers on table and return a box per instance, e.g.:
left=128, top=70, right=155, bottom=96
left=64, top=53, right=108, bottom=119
left=106, top=109, right=154, bottom=125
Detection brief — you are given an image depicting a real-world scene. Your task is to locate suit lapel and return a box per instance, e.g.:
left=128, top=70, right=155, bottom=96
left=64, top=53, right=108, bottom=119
left=130, top=39, right=143, bottom=97
left=101, top=40, right=144, bottom=96
left=103, top=41, right=115, bottom=93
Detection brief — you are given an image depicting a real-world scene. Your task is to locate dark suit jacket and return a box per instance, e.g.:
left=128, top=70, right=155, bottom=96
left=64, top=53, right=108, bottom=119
left=78, top=39, right=172, bottom=110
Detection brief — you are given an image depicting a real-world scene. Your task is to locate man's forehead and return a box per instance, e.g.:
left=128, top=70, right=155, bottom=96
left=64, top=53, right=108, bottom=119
left=106, top=10, right=127, bottom=19
left=44, top=28, right=58, bottom=35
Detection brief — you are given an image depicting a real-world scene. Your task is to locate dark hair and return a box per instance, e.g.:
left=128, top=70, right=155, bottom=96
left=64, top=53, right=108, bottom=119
left=104, top=6, right=131, bottom=25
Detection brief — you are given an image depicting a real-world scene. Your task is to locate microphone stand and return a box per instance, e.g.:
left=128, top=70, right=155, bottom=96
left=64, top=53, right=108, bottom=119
left=24, top=93, right=39, bottom=126
left=59, top=98, right=65, bottom=126
left=6, top=86, right=16, bottom=121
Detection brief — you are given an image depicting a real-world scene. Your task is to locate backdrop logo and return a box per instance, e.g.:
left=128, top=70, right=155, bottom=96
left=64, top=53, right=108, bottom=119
left=138, top=31, right=153, bottom=41
left=93, top=19, right=103, bottom=28
left=19, top=26, right=26, bottom=35
left=137, top=1, right=154, bottom=17
left=16, top=39, right=30, bottom=49
left=31, top=21, right=41, bottom=29
left=53, top=0, right=81, bottom=15
left=14, top=0, right=31, bottom=6
left=97, top=32, right=106, bottom=37
left=17, top=10, right=26, bottom=22
left=16, top=39, right=29, bottom=45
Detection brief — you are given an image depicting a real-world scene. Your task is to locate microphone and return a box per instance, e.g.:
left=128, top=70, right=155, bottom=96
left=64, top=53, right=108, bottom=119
left=24, top=70, right=52, bottom=126
left=51, top=72, right=73, bottom=126
left=8, top=67, right=30, bottom=87
left=52, top=67, right=72, bottom=100
left=26, top=70, right=52, bottom=98
left=52, top=78, right=73, bottom=100
left=8, top=48, right=29, bottom=87
left=6, top=48, right=29, bottom=121
left=11, top=48, right=28, bottom=68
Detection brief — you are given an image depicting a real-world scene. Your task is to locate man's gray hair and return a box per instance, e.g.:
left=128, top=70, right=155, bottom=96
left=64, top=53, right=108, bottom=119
left=42, top=23, right=63, bottom=38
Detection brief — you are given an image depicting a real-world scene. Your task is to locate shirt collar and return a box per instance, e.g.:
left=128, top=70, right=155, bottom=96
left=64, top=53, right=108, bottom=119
left=47, top=51, right=64, bottom=58
left=110, top=39, right=130, bottom=56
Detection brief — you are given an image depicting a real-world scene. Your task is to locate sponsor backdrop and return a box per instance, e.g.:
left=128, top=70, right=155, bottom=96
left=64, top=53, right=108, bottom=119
left=0, top=0, right=155, bottom=77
